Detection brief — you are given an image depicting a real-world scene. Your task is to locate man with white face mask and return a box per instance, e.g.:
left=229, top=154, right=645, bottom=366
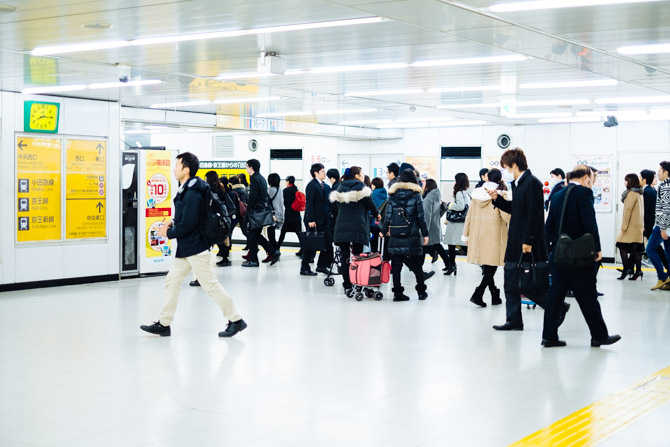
left=487, top=148, right=570, bottom=331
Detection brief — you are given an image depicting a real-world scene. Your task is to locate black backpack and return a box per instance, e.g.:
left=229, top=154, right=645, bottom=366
left=389, top=205, right=411, bottom=237
left=202, top=189, right=232, bottom=246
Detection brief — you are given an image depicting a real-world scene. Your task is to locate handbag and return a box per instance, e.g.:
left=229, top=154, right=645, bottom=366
left=439, top=201, right=448, bottom=217
left=247, top=203, right=274, bottom=230
left=298, top=229, right=326, bottom=252
left=508, top=252, right=550, bottom=297
left=446, top=204, right=468, bottom=223
left=552, top=186, right=597, bottom=268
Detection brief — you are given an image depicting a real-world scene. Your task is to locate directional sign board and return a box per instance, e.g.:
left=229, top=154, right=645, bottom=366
left=65, top=139, right=107, bottom=239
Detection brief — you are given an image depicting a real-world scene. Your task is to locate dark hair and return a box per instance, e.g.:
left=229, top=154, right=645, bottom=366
left=624, top=173, right=640, bottom=189
left=568, top=168, right=590, bottom=180
left=220, top=176, right=230, bottom=192
left=550, top=168, right=565, bottom=179
left=286, top=175, right=296, bottom=185
left=326, top=168, right=340, bottom=181
left=479, top=168, right=489, bottom=178
left=176, top=152, right=199, bottom=177
left=371, top=177, right=384, bottom=189
left=205, top=171, right=223, bottom=191
left=342, top=166, right=362, bottom=181
left=423, top=178, right=438, bottom=197
left=387, top=163, right=400, bottom=176
left=486, top=168, right=507, bottom=191
left=268, top=173, right=280, bottom=188
left=229, top=175, right=239, bottom=185
left=237, top=173, right=248, bottom=187
left=660, top=161, right=670, bottom=174
left=310, top=163, right=324, bottom=178
left=500, top=148, right=528, bottom=171
left=640, top=169, right=655, bottom=185
left=587, top=166, right=598, bottom=178
left=453, top=172, right=469, bottom=196
left=363, top=175, right=371, bottom=188
left=399, top=169, right=418, bottom=184
left=246, top=158, right=260, bottom=173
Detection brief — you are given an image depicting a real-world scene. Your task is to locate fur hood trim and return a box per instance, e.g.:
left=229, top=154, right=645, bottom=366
left=388, top=182, right=423, bottom=195
left=231, top=184, right=246, bottom=191
left=329, top=187, right=372, bottom=203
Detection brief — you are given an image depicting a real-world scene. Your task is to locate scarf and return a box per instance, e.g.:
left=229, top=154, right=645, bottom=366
left=621, top=187, right=643, bottom=203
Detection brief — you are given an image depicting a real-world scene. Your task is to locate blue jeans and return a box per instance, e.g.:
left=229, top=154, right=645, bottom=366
left=646, top=226, right=670, bottom=280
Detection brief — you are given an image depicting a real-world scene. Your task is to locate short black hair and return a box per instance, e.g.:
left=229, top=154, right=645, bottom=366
left=286, top=175, right=296, bottom=184
left=229, top=175, right=239, bottom=185
left=371, top=177, right=384, bottom=189
left=398, top=169, right=418, bottom=184
left=550, top=168, right=565, bottom=179
left=387, top=163, right=399, bottom=176
left=326, top=168, right=340, bottom=181
left=661, top=161, right=670, bottom=174
left=268, top=173, right=280, bottom=188
left=176, top=152, right=199, bottom=177
left=640, top=169, right=655, bottom=185
left=246, top=158, right=260, bottom=173
left=310, top=163, right=324, bottom=178
left=479, top=168, right=489, bottom=177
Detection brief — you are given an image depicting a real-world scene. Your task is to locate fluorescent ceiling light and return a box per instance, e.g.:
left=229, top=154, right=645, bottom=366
left=123, top=130, right=158, bottom=134
left=595, top=96, right=670, bottom=104
left=538, top=117, right=602, bottom=123
left=520, top=80, right=618, bottom=89
left=489, top=0, right=664, bottom=13
left=427, top=85, right=503, bottom=93
left=257, top=108, right=377, bottom=118
left=309, top=62, right=408, bottom=74
left=411, top=54, right=527, bottom=67
left=576, top=110, right=648, bottom=118
left=618, top=43, right=670, bottom=55
left=186, top=128, right=213, bottom=132
left=145, top=125, right=171, bottom=130
left=22, top=84, right=87, bottom=94
left=437, top=103, right=501, bottom=109
left=434, top=120, right=487, bottom=126
left=509, top=112, right=573, bottom=118
left=339, top=119, right=393, bottom=125
left=378, top=119, right=486, bottom=129
left=377, top=123, right=429, bottom=129
left=516, top=99, right=591, bottom=106
left=88, top=79, right=163, bottom=89
left=344, top=88, right=424, bottom=96
left=213, top=96, right=282, bottom=104
left=216, top=72, right=277, bottom=80
left=32, top=41, right=129, bottom=55
left=395, top=117, right=453, bottom=123
left=150, top=100, right=212, bottom=108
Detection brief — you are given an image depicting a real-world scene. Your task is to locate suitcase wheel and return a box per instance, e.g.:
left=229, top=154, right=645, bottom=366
left=355, top=292, right=364, bottom=301
left=324, top=277, right=335, bottom=287
left=374, top=292, right=383, bottom=301
left=346, top=289, right=355, bottom=298
left=365, top=289, right=374, bottom=298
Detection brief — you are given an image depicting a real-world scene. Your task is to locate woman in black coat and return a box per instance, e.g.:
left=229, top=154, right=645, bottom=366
left=330, top=166, right=379, bottom=293
left=382, top=169, right=430, bottom=301
left=278, top=175, right=302, bottom=249
left=205, top=171, right=232, bottom=266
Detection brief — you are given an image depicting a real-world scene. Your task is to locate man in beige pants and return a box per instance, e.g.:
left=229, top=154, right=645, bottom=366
left=140, top=152, right=247, bottom=337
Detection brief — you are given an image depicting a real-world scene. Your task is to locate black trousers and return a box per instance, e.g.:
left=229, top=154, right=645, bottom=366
left=542, top=264, right=609, bottom=342
left=278, top=221, right=302, bottom=249
left=391, top=254, right=425, bottom=290
left=247, top=227, right=275, bottom=262
left=424, top=244, right=449, bottom=267
left=448, top=245, right=457, bottom=267
left=338, top=243, right=364, bottom=289
left=478, top=265, right=498, bottom=289
left=503, top=262, right=547, bottom=325
left=301, top=226, right=333, bottom=271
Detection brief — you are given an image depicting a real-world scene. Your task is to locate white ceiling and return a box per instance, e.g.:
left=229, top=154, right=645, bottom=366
left=2, top=0, right=670, bottom=128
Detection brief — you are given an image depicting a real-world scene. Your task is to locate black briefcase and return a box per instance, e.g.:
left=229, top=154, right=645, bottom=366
left=299, top=230, right=326, bottom=252
left=507, top=252, right=550, bottom=297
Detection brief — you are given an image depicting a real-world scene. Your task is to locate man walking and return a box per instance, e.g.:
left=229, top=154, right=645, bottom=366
left=386, top=163, right=399, bottom=189
left=646, top=161, right=670, bottom=290
left=301, top=163, right=333, bottom=275
left=140, top=152, right=247, bottom=338
left=542, top=167, right=620, bottom=347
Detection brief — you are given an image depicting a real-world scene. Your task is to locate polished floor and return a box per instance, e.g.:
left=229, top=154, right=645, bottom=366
left=0, top=250, right=669, bottom=446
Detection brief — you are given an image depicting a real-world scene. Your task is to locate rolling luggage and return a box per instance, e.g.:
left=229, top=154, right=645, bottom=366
left=346, top=239, right=391, bottom=301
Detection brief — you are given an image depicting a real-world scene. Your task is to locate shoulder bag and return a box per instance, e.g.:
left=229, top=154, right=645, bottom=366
left=247, top=202, right=274, bottom=230
left=552, top=186, right=597, bottom=268
left=446, top=191, right=470, bottom=223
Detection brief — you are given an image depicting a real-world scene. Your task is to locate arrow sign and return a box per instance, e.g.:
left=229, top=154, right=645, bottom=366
left=96, top=143, right=104, bottom=155
left=96, top=202, right=104, bottom=213
left=18, top=140, right=27, bottom=151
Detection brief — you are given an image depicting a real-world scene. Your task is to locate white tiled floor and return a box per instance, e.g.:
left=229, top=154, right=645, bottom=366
left=1, top=250, right=669, bottom=446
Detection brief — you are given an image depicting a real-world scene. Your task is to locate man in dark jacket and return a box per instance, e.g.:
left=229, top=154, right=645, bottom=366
left=542, top=167, right=620, bottom=347
left=140, top=152, right=247, bottom=338
left=278, top=176, right=302, bottom=250
left=301, top=163, right=333, bottom=275
left=641, top=169, right=669, bottom=271
left=386, top=163, right=399, bottom=189
left=243, top=159, right=281, bottom=267
left=488, top=148, right=567, bottom=331
left=544, top=168, right=565, bottom=211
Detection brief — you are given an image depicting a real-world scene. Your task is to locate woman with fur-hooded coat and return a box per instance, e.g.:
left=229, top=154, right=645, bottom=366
left=330, top=166, right=379, bottom=293
left=382, top=170, right=430, bottom=301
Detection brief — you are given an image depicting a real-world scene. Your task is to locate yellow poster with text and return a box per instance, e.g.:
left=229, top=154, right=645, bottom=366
left=145, top=152, right=173, bottom=258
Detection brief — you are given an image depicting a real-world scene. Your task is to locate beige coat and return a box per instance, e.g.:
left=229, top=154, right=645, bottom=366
left=616, top=190, right=644, bottom=244
left=462, top=187, right=511, bottom=267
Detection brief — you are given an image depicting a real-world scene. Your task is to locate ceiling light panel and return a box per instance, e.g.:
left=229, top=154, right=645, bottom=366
left=256, top=108, right=377, bottom=118
left=595, top=96, right=670, bottom=104
left=437, top=103, right=501, bottom=109
left=344, top=89, right=424, bottom=96
left=516, top=99, right=591, bottom=106
left=618, top=43, right=670, bottom=55
left=88, top=79, right=163, bottom=89
left=488, top=0, right=665, bottom=13
left=427, top=85, right=503, bottom=93
left=411, top=54, right=527, bottom=67
left=22, top=84, right=88, bottom=94
left=509, top=112, right=573, bottom=118
left=519, top=80, right=619, bottom=89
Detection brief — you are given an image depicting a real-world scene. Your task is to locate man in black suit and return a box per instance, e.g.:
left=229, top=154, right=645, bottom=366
left=487, top=148, right=568, bottom=331
left=301, top=163, right=333, bottom=275
left=242, top=159, right=280, bottom=267
left=542, top=167, right=621, bottom=347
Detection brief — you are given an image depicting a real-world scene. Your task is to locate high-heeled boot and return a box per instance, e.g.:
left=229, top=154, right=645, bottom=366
left=443, top=263, right=457, bottom=276
left=469, top=285, right=487, bottom=307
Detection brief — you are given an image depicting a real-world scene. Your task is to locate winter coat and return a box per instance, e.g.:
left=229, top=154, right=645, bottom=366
left=231, top=184, right=248, bottom=205
left=330, top=180, right=378, bottom=246
left=248, top=172, right=269, bottom=210
left=382, top=182, right=429, bottom=256
left=328, top=180, right=341, bottom=223
left=462, top=186, right=511, bottom=267
left=422, top=188, right=443, bottom=245
left=443, top=190, right=471, bottom=246
left=370, top=188, right=388, bottom=227
left=268, top=186, right=284, bottom=229
left=283, top=185, right=302, bottom=225
left=166, top=176, right=210, bottom=258
left=616, top=189, right=644, bottom=244
left=643, top=185, right=657, bottom=236
left=494, top=169, right=549, bottom=263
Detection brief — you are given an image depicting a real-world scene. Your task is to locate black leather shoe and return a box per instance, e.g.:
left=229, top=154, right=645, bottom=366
left=591, top=334, right=621, bottom=347
left=542, top=339, right=567, bottom=347
left=218, top=319, right=247, bottom=337
left=270, top=250, right=281, bottom=266
left=423, top=271, right=435, bottom=281
left=241, top=261, right=259, bottom=267
left=493, top=322, right=524, bottom=331
left=140, top=321, right=171, bottom=336
left=558, top=302, right=570, bottom=328
left=189, top=279, right=200, bottom=287
left=315, top=267, right=331, bottom=274
left=431, top=253, right=439, bottom=264
left=216, top=259, right=230, bottom=267
left=300, top=270, right=317, bottom=276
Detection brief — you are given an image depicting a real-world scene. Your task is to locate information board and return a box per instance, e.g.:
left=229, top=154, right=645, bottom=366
left=199, top=160, right=248, bottom=183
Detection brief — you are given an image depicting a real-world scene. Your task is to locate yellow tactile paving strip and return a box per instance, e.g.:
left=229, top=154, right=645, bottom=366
left=510, top=366, right=670, bottom=447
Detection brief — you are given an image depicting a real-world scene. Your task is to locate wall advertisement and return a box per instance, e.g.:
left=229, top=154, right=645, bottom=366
left=405, top=156, right=439, bottom=183
left=573, top=155, right=613, bottom=213
left=145, top=151, right=173, bottom=258
left=199, top=160, right=248, bottom=183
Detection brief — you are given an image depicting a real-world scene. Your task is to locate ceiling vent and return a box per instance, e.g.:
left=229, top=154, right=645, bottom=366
left=441, top=147, right=481, bottom=159
left=212, top=135, right=234, bottom=157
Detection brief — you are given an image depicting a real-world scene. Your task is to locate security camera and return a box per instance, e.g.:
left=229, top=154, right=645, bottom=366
left=603, top=116, right=618, bottom=128
left=119, top=76, right=129, bottom=83
left=115, top=63, right=132, bottom=83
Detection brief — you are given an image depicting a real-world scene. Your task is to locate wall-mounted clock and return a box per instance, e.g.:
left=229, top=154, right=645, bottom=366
left=24, top=101, right=60, bottom=133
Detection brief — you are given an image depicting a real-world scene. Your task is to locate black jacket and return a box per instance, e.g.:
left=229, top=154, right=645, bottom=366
left=304, top=178, right=329, bottom=228
left=248, top=172, right=269, bottom=210
left=382, top=182, right=429, bottom=256
left=546, top=184, right=602, bottom=257
left=167, top=176, right=210, bottom=258
left=231, top=184, right=248, bottom=206
left=643, top=185, right=657, bottom=236
left=493, top=170, right=548, bottom=262
left=330, top=180, right=378, bottom=246
left=283, top=185, right=302, bottom=225
left=328, top=180, right=341, bottom=222
left=544, top=181, right=565, bottom=211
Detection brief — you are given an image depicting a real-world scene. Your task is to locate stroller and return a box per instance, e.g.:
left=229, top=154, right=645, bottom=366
left=345, top=239, right=391, bottom=301
left=323, top=247, right=341, bottom=287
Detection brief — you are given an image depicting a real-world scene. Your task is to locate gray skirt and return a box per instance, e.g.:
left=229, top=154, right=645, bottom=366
left=443, top=221, right=465, bottom=246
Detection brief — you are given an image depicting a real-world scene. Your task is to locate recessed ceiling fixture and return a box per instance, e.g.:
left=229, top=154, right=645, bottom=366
left=519, top=80, right=618, bottom=89
left=32, top=16, right=386, bottom=56
left=488, top=0, right=664, bottom=13
left=256, top=108, right=377, bottom=118
left=595, top=95, right=670, bottom=104
left=88, top=79, right=162, bottom=89
left=617, top=43, right=670, bottom=55
left=411, top=54, right=527, bottom=67
left=82, top=22, right=112, bottom=30
left=437, top=103, right=501, bottom=109
left=22, top=84, right=88, bottom=94
left=516, top=99, right=591, bottom=106
left=427, top=85, right=503, bottom=93
left=344, top=89, right=424, bottom=97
